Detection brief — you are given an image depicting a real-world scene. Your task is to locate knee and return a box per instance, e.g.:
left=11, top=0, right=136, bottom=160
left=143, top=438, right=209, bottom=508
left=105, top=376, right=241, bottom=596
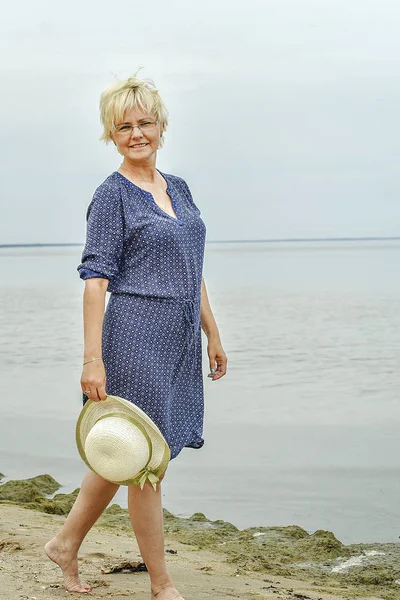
left=158, top=470, right=167, bottom=483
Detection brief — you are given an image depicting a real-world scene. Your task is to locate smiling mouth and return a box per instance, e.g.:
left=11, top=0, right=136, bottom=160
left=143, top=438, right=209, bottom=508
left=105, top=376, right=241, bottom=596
left=130, top=143, right=149, bottom=149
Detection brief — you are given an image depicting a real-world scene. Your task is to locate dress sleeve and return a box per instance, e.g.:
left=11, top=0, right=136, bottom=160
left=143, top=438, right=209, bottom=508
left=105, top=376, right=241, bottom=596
left=77, top=183, right=125, bottom=281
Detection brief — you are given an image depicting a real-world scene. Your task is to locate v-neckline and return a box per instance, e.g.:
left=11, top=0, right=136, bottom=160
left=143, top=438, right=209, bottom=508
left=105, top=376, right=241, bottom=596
left=114, top=170, right=181, bottom=223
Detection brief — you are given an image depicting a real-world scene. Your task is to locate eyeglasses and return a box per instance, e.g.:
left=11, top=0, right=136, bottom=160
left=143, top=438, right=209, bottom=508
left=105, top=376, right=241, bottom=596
left=114, top=121, right=158, bottom=136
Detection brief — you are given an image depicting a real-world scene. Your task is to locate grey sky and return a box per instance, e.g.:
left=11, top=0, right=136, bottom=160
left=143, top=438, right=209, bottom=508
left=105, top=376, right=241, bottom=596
left=1, top=0, right=399, bottom=243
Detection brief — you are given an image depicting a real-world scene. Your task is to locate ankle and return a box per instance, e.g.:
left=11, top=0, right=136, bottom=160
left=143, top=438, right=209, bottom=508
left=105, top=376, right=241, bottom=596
left=151, top=575, right=175, bottom=596
left=51, top=532, right=80, bottom=555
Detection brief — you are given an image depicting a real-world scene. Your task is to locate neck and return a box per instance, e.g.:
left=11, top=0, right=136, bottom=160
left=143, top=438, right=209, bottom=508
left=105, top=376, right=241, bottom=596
left=120, top=158, right=158, bottom=183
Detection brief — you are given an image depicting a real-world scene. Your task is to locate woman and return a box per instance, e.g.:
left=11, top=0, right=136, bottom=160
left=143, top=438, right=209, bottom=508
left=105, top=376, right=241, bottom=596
left=45, top=74, right=227, bottom=600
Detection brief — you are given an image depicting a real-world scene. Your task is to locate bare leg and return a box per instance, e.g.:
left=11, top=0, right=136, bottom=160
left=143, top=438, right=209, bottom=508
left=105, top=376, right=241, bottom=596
left=45, top=470, right=119, bottom=593
left=128, top=476, right=184, bottom=600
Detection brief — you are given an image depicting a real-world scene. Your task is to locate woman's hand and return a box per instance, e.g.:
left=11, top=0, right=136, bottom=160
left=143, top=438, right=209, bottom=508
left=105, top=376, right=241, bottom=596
left=207, top=336, right=228, bottom=381
left=81, top=360, right=107, bottom=401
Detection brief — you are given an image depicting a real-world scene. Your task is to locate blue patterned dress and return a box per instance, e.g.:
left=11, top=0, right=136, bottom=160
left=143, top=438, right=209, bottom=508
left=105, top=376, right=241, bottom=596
left=77, top=171, right=207, bottom=459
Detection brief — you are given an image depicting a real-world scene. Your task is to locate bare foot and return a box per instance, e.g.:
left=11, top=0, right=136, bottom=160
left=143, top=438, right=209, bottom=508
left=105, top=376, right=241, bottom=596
left=45, top=537, right=91, bottom=593
left=151, top=584, right=185, bottom=600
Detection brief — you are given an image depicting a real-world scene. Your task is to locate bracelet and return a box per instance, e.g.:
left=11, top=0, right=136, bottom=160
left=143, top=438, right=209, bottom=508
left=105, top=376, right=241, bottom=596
left=83, top=357, right=103, bottom=366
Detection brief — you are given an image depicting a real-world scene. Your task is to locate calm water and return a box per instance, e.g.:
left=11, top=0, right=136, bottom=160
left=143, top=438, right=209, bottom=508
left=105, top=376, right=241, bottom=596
left=0, top=241, right=399, bottom=544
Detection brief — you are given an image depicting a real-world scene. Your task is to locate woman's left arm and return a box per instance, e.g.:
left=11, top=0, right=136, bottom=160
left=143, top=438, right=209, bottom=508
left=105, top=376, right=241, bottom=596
left=200, top=277, right=228, bottom=381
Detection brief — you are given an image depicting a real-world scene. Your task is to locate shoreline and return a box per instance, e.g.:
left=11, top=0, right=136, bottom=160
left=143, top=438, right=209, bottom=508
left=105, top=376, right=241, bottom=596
left=0, top=474, right=399, bottom=599
left=1, top=236, right=400, bottom=249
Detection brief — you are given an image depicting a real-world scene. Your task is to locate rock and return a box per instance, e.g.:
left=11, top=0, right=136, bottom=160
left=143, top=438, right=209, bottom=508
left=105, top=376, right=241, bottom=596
left=25, top=489, right=80, bottom=515
left=0, top=481, right=43, bottom=503
left=98, top=504, right=131, bottom=529
left=103, top=503, right=124, bottom=515
left=163, top=508, right=177, bottom=521
left=342, top=565, right=399, bottom=586
left=0, top=475, right=60, bottom=504
left=270, top=525, right=309, bottom=540
left=27, top=475, right=60, bottom=495
left=190, top=512, right=209, bottom=522
left=297, top=530, right=346, bottom=560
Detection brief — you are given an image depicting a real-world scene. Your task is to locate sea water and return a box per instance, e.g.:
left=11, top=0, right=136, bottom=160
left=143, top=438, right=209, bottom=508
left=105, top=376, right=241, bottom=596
left=0, top=241, right=399, bottom=544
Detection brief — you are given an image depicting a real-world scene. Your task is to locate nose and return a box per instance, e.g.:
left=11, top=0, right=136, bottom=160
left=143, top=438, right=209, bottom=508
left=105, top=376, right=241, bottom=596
left=131, top=125, right=144, bottom=138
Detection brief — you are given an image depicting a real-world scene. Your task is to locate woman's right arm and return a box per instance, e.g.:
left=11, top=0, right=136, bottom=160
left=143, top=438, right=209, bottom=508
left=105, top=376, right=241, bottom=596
left=80, top=277, right=109, bottom=402
left=78, top=183, right=125, bottom=401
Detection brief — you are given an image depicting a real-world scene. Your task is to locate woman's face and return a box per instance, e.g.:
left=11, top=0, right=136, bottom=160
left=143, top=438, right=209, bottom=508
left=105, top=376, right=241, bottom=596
left=111, top=106, right=162, bottom=163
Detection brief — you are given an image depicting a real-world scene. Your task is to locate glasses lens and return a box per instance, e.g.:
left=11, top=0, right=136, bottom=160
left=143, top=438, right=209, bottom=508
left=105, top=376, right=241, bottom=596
left=139, top=121, right=156, bottom=130
left=114, top=121, right=157, bottom=135
left=115, top=125, right=132, bottom=135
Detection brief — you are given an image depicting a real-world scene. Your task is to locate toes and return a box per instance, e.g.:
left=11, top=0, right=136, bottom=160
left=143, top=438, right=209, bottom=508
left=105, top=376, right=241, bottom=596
left=67, top=583, right=91, bottom=593
left=65, top=580, right=91, bottom=593
left=151, top=592, right=184, bottom=600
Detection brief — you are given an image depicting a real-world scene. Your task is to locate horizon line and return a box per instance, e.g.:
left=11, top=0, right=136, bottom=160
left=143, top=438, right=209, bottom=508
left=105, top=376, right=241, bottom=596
left=0, top=236, right=400, bottom=249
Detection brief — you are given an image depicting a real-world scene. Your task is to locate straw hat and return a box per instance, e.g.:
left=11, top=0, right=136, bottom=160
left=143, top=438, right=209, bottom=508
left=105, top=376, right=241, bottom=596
left=76, top=395, right=170, bottom=490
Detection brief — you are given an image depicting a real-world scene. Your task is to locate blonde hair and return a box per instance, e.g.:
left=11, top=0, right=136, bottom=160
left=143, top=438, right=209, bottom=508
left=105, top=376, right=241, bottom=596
left=99, top=73, right=169, bottom=146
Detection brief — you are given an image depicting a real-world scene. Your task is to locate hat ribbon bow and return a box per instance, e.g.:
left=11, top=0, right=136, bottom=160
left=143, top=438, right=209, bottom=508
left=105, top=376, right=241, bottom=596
left=138, top=469, right=160, bottom=491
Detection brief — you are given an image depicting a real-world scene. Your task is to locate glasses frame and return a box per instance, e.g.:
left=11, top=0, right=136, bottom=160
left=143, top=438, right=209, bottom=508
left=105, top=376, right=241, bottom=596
left=113, top=120, right=159, bottom=136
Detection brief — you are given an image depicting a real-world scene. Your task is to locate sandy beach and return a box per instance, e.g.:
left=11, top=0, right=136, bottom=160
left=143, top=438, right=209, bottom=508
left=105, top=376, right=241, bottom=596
left=0, top=503, right=345, bottom=600
left=0, top=475, right=398, bottom=600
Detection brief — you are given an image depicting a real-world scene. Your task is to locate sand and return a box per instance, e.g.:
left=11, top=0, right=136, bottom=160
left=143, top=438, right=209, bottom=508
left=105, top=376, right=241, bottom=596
left=0, top=503, right=389, bottom=600
left=0, top=474, right=398, bottom=600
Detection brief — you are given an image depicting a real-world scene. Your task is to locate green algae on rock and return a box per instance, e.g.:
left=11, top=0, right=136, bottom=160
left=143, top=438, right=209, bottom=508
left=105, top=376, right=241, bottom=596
left=0, top=480, right=42, bottom=503
left=97, top=504, right=132, bottom=530
left=296, top=530, right=347, bottom=560
left=0, top=474, right=60, bottom=504
left=343, top=565, right=400, bottom=586
left=190, top=512, right=209, bottom=522
left=163, top=508, right=178, bottom=521
left=26, top=489, right=80, bottom=515
left=0, top=475, right=79, bottom=515
left=27, top=475, right=61, bottom=495
left=268, top=525, right=309, bottom=540
left=163, top=517, right=348, bottom=566
left=97, top=505, right=179, bottom=533
left=161, top=512, right=400, bottom=598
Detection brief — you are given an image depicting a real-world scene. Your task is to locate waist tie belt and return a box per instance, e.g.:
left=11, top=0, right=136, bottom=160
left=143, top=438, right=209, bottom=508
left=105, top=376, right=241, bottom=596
left=165, top=297, right=200, bottom=378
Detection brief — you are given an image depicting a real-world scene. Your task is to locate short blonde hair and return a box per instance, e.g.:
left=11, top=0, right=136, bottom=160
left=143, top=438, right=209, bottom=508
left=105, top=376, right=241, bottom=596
left=99, top=73, right=169, bottom=146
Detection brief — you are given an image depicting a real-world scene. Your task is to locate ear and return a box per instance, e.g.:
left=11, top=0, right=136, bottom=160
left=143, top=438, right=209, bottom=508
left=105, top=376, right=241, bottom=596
left=109, top=130, right=117, bottom=146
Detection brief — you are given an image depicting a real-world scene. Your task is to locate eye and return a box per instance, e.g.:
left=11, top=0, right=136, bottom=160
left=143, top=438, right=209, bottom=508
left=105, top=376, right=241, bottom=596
left=140, top=121, right=153, bottom=128
left=117, top=125, right=132, bottom=132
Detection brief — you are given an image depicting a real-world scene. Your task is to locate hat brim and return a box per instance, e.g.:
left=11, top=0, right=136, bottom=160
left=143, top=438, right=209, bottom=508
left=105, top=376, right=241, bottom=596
left=76, top=395, right=171, bottom=486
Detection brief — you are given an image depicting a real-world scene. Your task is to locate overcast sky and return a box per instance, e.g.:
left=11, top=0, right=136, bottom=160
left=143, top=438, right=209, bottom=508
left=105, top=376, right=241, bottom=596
left=1, top=0, right=399, bottom=243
